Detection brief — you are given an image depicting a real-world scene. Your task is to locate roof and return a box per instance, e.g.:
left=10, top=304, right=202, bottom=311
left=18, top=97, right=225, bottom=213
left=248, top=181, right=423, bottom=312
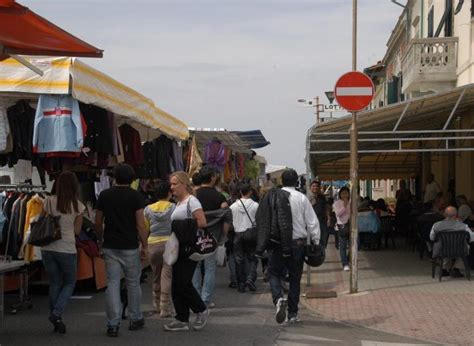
left=0, top=57, right=189, bottom=140
left=0, top=0, right=102, bottom=59
left=190, top=128, right=252, bottom=154
left=232, top=130, right=270, bottom=149
left=308, top=84, right=474, bottom=180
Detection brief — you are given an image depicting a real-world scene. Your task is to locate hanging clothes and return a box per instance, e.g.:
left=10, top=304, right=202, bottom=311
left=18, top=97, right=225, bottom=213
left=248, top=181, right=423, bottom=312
left=7, top=100, right=35, bottom=163
left=237, top=153, right=245, bottom=179
left=153, top=135, right=173, bottom=180
left=33, top=95, right=83, bottom=153
left=80, top=103, right=114, bottom=155
left=245, top=158, right=260, bottom=182
left=204, top=139, right=226, bottom=172
left=119, top=124, right=144, bottom=167
left=94, top=170, right=111, bottom=200
left=187, top=136, right=203, bottom=176
left=142, top=142, right=157, bottom=178
left=223, top=149, right=233, bottom=182
left=20, top=194, right=44, bottom=263
left=0, top=98, right=11, bottom=152
left=171, top=141, right=184, bottom=172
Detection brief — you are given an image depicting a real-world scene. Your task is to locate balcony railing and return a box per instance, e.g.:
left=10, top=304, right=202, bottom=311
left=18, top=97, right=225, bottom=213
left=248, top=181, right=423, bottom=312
left=402, top=37, right=458, bottom=94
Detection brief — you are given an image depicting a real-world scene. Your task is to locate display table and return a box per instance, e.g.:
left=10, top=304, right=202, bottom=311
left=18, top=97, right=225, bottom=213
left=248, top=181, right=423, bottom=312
left=0, top=261, right=25, bottom=328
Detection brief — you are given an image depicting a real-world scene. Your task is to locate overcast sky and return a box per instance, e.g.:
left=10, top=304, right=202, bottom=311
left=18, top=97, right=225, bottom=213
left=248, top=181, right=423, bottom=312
left=22, top=0, right=402, bottom=173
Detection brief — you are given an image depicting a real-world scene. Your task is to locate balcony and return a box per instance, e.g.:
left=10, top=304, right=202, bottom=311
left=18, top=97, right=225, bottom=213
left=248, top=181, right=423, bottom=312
left=402, top=37, right=458, bottom=94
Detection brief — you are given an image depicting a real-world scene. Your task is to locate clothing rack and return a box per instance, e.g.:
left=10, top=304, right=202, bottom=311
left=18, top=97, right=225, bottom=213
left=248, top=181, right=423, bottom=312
left=0, top=184, right=46, bottom=316
left=0, top=184, right=46, bottom=192
left=2, top=184, right=47, bottom=262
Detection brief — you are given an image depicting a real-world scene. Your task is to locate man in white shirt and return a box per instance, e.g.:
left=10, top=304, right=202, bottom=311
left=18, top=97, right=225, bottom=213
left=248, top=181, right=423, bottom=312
left=424, top=174, right=441, bottom=203
left=230, top=183, right=259, bottom=293
left=268, top=169, right=320, bottom=324
left=430, top=206, right=474, bottom=277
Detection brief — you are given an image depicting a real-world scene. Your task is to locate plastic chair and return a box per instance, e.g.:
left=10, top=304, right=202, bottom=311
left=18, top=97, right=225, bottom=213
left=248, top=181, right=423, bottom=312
left=380, top=216, right=396, bottom=249
left=431, top=230, right=471, bottom=281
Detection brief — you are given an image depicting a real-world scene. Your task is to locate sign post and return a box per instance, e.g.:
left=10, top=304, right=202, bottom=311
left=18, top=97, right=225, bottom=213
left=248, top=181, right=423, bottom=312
left=333, top=0, right=375, bottom=294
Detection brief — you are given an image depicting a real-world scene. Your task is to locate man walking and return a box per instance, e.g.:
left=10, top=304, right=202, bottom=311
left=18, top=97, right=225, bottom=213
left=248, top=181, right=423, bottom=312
left=256, top=169, right=320, bottom=324
left=95, top=164, right=148, bottom=337
left=194, top=165, right=229, bottom=308
left=309, top=180, right=330, bottom=247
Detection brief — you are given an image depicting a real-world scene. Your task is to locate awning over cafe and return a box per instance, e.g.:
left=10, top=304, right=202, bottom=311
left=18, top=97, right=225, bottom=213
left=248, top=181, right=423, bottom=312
left=308, top=84, right=474, bottom=180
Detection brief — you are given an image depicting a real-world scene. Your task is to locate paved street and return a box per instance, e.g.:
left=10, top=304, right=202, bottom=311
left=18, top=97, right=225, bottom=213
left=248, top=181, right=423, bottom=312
left=305, top=238, right=474, bottom=345
left=1, top=265, right=434, bottom=346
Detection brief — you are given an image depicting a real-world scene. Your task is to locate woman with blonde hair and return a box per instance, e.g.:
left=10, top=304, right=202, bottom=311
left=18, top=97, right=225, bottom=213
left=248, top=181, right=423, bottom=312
left=164, top=171, right=210, bottom=332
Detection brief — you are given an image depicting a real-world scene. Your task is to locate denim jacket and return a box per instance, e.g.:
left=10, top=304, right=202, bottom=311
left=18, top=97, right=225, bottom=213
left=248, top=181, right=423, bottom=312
left=33, top=95, right=83, bottom=153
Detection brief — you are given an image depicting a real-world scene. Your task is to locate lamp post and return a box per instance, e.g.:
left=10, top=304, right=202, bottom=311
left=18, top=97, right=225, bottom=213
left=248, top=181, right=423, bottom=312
left=297, top=97, right=322, bottom=124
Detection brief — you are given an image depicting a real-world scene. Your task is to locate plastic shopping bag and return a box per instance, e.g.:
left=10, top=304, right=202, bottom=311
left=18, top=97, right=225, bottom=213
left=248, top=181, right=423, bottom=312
left=215, top=245, right=226, bottom=267
left=163, top=233, right=179, bottom=266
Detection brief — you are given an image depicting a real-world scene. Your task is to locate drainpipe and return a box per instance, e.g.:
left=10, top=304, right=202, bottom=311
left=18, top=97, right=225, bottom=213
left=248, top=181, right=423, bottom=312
left=421, top=0, right=424, bottom=37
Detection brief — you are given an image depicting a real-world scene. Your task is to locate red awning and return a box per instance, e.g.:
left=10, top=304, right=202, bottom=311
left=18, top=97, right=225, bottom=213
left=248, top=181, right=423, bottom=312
left=0, top=0, right=103, bottom=60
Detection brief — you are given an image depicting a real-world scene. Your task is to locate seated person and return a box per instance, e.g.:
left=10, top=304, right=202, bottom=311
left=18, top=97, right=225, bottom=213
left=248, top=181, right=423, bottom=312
left=358, top=200, right=380, bottom=234
left=429, top=206, right=474, bottom=277
left=417, top=197, right=446, bottom=253
left=456, top=195, right=473, bottom=227
left=374, top=198, right=389, bottom=218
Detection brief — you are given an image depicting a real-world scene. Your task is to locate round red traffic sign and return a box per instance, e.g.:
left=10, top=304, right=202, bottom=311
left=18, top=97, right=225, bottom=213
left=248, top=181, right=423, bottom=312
left=334, top=71, right=375, bottom=112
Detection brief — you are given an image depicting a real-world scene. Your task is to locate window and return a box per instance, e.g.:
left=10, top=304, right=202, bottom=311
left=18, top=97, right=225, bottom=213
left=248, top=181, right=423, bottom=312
left=428, top=7, right=434, bottom=37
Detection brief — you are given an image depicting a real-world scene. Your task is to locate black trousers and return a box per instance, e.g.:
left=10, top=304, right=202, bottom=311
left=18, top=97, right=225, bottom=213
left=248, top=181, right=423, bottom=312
left=172, top=257, right=207, bottom=322
left=234, top=232, right=257, bottom=285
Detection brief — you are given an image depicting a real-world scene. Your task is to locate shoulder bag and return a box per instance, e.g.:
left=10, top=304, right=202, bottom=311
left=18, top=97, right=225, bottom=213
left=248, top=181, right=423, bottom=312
left=185, top=197, right=218, bottom=261
left=240, top=199, right=258, bottom=245
left=28, top=197, right=62, bottom=247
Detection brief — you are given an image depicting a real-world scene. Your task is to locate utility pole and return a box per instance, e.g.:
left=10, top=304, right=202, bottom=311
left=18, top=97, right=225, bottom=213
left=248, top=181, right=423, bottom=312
left=315, top=96, right=320, bottom=124
left=349, top=0, right=359, bottom=294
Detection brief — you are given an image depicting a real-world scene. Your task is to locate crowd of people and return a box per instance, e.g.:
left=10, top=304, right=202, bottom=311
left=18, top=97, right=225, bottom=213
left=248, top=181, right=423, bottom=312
left=36, top=166, right=474, bottom=337
left=38, top=165, right=321, bottom=337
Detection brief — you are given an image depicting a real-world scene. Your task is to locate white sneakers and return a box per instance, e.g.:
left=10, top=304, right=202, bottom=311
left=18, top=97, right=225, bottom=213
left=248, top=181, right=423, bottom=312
left=343, top=265, right=350, bottom=271
left=275, top=298, right=288, bottom=324
left=163, top=309, right=210, bottom=332
left=193, top=309, right=210, bottom=331
left=286, top=315, right=301, bottom=324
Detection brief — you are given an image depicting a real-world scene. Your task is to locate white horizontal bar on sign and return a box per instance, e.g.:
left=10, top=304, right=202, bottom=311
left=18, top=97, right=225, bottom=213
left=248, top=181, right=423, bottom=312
left=336, top=87, right=373, bottom=96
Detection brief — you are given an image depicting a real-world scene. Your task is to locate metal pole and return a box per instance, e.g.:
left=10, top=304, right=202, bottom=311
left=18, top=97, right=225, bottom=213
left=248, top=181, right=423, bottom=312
left=316, top=96, right=320, bottom=124
left=349, top=0, right=359, bottom=294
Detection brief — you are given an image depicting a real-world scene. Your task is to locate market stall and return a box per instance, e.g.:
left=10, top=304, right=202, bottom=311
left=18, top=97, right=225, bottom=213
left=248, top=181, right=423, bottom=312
left=0, top=56, right=189, bottom=294
left=188, top=128, right=269, bottom=185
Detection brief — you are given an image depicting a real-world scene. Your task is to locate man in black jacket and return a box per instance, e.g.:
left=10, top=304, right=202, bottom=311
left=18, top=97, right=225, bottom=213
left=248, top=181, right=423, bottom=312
left=256, top=169, right=320, bottom=324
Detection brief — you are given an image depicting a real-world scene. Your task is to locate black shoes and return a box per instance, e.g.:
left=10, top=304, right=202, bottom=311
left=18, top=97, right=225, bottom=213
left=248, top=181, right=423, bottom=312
left=49, top=314, right=66, bottom=334
left=107, top=326, right=119, bottom=337
left=129, top=318, right=145, bottom=331
left=246, top=280, right=257, bottom=292
left=106, top=318, right=143, bottom=337
left=228, top=282, right=237, bottom=289
left=237, top=283, right=246, bottom=293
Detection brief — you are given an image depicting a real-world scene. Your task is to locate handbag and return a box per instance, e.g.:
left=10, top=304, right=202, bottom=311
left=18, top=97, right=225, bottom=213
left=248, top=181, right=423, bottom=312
left=182, top=197, right=218, bottom=261
left=28, top=197, right=62, bottom=247
left=163, top=232, right=179, bottom=266
left=188, top=228, right=218, bottom=261
left=240, top=199, right=258, bottom=245
left=303, top=229, right=325, bottom=267
left=337, top=223, right=350, bottom=238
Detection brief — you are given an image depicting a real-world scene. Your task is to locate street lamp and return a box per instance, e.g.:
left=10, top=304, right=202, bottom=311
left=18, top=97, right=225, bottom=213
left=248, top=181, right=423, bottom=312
left=297, top=97, right=321, bottom=123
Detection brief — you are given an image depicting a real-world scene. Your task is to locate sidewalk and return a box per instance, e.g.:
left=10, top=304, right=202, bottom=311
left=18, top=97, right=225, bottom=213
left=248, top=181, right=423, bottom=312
left=303, top=238, right=474, bottom=345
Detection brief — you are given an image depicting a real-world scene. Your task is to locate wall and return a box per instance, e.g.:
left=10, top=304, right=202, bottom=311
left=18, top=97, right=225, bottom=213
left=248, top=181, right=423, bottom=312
left=455, top=111, right=474, bottom=199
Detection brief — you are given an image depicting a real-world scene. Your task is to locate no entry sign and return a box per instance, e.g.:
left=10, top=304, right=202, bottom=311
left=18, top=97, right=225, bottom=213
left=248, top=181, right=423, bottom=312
left=334, top=71, right=374, bottom=112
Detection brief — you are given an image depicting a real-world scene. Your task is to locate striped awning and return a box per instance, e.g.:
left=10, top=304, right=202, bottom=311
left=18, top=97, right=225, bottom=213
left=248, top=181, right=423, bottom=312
left=233, top=130, right=270, bottom=149
left=0, top=57, right=188, bottom=141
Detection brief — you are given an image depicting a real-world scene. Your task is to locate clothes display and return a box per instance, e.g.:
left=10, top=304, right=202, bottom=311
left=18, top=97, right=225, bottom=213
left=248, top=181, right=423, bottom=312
left=119, top=123, right=144, bottom=167
left=204, top=139, right=226, bottom=172
left=33, top=95, right=83, bottom=153
left=80, top=103, right=114, bottom=155
left=7, top=100, right=35, bottom=163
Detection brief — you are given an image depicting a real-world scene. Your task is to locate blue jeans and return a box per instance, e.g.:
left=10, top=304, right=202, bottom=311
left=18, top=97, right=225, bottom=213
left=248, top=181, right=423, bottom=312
left=339, top=235, right=349, bottom=266
left=234, top=232, right=257, bottom=285
left=41, top=251, right=77, bottom=318
left=103, top=248, right=143, bottom=327
left=268, top=240, right=305, bottom=318
left=192, top=252, right=217, bottom=304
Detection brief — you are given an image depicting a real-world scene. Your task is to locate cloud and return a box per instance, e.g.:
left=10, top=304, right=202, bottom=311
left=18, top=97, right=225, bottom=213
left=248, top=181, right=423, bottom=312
left=21, top=0, right=402, bottom=173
